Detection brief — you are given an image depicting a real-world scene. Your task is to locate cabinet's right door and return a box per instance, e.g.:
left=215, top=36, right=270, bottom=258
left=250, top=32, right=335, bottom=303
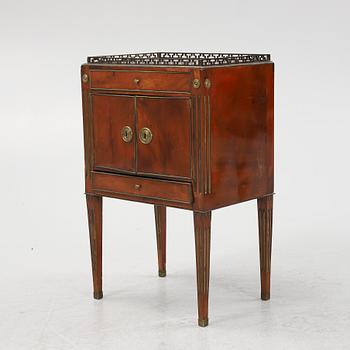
left=136, top=97, right=192, bottom=180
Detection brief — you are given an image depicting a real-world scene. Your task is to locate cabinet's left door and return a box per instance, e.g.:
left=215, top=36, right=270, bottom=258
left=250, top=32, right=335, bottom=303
left=91, top=94, right=135, bottom=173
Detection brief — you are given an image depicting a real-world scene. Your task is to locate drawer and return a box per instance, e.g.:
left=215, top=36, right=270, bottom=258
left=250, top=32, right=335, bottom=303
left=90, top=70, right=192, bottom=92
left=91, top=171, right=193, bottom=204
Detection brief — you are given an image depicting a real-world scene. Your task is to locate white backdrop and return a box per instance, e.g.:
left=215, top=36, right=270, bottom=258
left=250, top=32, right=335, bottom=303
left=1, top=0, right=350, bottom=349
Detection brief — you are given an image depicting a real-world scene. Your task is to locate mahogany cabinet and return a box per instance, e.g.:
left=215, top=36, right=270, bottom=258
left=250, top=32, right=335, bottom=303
left=81, top=52, right=274, bottom=327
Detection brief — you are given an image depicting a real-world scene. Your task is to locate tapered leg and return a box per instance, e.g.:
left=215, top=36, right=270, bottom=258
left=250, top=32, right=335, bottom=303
left=154, top=205, right=166, bottom=277
left=193, top=211, right=211, bottom=327
left=86, top=194, right=103, bottom=299
left=257, top=195, right=273, bottom=301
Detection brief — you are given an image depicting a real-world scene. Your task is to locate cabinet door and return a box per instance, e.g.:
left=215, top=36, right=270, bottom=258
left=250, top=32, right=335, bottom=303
left=91, top=94, right=135, bottom=173
left=136, top=97, right=191, bottom=179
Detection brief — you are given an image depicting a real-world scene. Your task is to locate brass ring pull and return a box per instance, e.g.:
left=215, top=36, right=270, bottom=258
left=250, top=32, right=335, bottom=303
left=193, top=78, right=200, bottom=89
left=121, top=126, right=133, bottom=143
left=139, top=127, right=152, bottom=145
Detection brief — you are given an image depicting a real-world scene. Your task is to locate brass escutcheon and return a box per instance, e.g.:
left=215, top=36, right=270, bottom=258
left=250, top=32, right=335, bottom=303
left=139, top=127, right=152, bottom=144
left=193, top=79, right=200, bottom=89
left=121, top=126, right=133, bottom=143
left=82, top=73, right=89, bottom=83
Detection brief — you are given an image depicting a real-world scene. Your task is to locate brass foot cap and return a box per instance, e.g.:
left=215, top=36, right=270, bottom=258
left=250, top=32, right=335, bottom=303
left=198, top=318, right=208, bottom=327
left=94, top=291, right=103, bottom=299
left=261, top=293, right=270, bottom=301
left=158, top=270, right=166, bottom=277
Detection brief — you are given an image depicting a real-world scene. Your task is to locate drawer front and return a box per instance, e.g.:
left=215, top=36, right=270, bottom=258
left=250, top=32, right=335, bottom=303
left=91, top=172, right=193, bottom=204
left=90, top=70, right=192, bottom=92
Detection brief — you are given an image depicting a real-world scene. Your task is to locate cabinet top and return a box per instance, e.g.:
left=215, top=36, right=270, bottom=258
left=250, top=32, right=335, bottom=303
left=87, top=52, right=271, bottom=67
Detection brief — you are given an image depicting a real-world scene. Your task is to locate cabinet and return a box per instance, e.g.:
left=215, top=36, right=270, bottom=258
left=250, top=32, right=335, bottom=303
left=91, top=95, right=191, bottom=178
left=81, top=52, right=274, bottom=327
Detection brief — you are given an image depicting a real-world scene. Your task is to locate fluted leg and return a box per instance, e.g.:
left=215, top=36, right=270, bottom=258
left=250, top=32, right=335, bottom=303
left=257, top=195, right=273, bottom=301
left=86, top=194, right=103, bottom=299
left=154, top=205, right=166, bottom=277
left=193, top=211, right=211, bottom=327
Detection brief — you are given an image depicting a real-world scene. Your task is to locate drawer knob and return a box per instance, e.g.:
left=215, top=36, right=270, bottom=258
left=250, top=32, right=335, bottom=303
left=139, top=127, right=153, bottom=145
left=134, top=78, right=140, bottom=85
left=134, top=184, right=141, bottom=190
left=121, top=126, right=133, bottom=143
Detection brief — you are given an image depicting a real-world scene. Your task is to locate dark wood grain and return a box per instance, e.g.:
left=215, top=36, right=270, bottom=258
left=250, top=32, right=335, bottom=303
left=194, top=211, right=211, bottom=327
left=86, top=194, right=103, bottom=299
left=154, top=205, right=166, bottom=277
left=257, top=194, right=273, bottom=300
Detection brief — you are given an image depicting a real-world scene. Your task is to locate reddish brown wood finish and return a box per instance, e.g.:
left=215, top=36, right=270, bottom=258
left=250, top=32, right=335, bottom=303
left=257, top=195, right=273, bottom=300
left=154, top=205, right=166, bottom=277
left=81, top=59, right=274, bottom=327
left=192, top=63, right=274, bottom=211
left=84, top=64, right=274, bottom=212
left=91, top=94, right=135, bottom=173
left=194, top=211, right=211, bottom=327
left=91, top=171, right=193, bottom=205
left=136, top=97, right=191, bottom=179
left=90, top=69, right=192, bottom=92
left=86, top=194, right=103, bottom=299
left=90, top=93, right=192, bottom=180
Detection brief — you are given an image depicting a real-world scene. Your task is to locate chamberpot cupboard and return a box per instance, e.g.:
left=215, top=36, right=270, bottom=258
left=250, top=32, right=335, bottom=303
left=81, top=52, right=274, bottom=327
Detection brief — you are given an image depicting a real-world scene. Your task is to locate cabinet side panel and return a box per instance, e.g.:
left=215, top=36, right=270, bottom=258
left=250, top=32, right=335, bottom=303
left=205, top=63, right=274, bottom=209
